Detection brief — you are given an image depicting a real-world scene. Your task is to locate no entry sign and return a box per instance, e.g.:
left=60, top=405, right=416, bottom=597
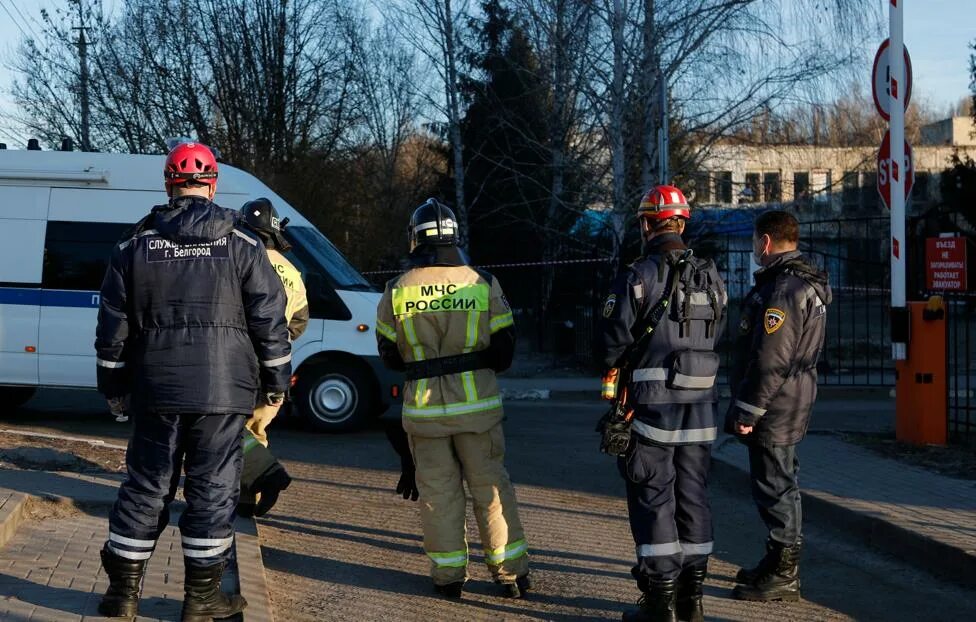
left=926, top=236, right=968, bottom=291
left=872, top=38, right=913, bottom=121
left=877, top=130, right=914, bottom=210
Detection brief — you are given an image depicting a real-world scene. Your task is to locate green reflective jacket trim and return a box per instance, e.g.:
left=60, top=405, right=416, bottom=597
left=403, top=395, right=503, bottom=419
left=376, top=319, right=396, bottom=342
left=401, top=317, right=425, bottom=362
left=484, top=539, right=528, bottom=564
left=426, top=549, right=469, bottom=568
left=461, top=371, right=478, bottom=402
left=392, top=283, right=490, bottom=316
left=489, top=312, right=514, bottom=333
left=461, top=309, right=481, bottom=402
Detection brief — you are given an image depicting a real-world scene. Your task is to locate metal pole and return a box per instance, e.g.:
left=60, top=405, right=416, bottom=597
left=890, top=0, right=907, bottom=360
left=658, top=69, right=668, bottom=185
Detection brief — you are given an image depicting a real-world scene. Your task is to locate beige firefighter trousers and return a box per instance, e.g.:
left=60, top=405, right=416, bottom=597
left=409, top=422, right=529, bottom=585
left=245, top=402, right=281, bottom=447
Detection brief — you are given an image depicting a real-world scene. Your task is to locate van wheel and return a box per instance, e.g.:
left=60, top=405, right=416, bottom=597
left=296, top=363, right=375, bottom=432
left=1, top=387, right=36, bottom=410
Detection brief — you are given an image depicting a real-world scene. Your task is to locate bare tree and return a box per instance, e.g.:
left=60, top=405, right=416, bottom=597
left=391, top=0, right=472, bottom=248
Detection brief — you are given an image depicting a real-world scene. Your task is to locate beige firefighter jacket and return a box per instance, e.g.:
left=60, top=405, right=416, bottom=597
left=267, top=248, right=309, bottom=341
left=376, top=264, right=515, bottom=438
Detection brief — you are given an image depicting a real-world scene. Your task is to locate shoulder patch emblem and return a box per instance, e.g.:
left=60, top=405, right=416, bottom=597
left=764, top=308, right=786, bottom=334
left=603, top=294, right=617, bottom=318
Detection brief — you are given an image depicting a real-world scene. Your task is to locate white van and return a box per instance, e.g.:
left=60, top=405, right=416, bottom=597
left=0, top=149, right=400, bottom=431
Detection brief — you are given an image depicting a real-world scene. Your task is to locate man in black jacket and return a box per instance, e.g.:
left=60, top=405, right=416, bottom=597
left=726, top=210, right=831, bottom=602
left=94, top=142, right=291, bottom=621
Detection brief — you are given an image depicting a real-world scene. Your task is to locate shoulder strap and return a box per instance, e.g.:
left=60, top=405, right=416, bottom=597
left=620, top=249, right=693, bottom=367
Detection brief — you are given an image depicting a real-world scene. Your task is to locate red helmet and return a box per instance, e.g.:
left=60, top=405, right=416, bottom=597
left=638, top=184, right=690, bottom=220
left=164, top=142, right=218, bottom=192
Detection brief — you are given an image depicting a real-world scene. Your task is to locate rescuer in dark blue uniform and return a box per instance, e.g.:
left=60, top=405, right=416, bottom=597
left=94, top=142, right=291, bottom=622
left=726, top=210, right=831, bottom=603
left=599, top=185, right=727, bottom=622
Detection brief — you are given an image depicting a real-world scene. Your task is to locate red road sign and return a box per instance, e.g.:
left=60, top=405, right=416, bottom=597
left=877, top=130, right=914, bottom=210
left=872, top=38, right=913, bottom=121
left=926, top=236, right=968, bottom=291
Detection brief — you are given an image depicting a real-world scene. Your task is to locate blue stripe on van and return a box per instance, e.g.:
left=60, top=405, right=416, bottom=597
left=0, top=287, right=100, bottom=308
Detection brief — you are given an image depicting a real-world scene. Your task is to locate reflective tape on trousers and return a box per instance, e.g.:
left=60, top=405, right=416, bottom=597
left=631, top=419, right=717, bottom=444
left=637, top=541, right=682, bottom=557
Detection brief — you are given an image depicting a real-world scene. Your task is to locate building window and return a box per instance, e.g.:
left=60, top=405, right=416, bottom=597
left=694, top=172, right=711, bottom=203
left=717, top=171, right=733, bottom=204
left=742, top=173, right=761, bottom=203
left=763, top=172, right=782, bottom=203
left=842, top=172, right=859, bottom=209
left=861, top=172, right=879, bottom=210
left=794, top=172, right=811, bottom=206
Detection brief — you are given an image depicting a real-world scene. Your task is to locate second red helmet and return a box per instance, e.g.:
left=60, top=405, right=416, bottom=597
left=638, top=184, right=690, bottom=220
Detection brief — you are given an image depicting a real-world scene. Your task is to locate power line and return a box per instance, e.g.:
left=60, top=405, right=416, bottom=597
left=8, top=0, right=43, bottom=41
left=0, top=0, right=30, bottom=41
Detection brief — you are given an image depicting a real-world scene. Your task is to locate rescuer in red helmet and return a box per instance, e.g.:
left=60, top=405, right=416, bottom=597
left=598, top=184, right=727, bottom=622
left=94, top=142, right=290, bottom=621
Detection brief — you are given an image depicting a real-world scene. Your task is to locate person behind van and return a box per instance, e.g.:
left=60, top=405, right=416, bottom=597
left=375, top=198, right=531, bottom=599
left=94, top=142, right=291, bottom=621
left=240, top=197, right=309, bottom=445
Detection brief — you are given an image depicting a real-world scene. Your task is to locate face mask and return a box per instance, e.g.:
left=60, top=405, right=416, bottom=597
left=752, top=236, right=767, bottom=266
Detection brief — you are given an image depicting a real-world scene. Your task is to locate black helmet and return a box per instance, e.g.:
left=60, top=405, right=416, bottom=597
left=408, top=198, right=458, bottom=252
left=241, top=198, right=290, bottom=251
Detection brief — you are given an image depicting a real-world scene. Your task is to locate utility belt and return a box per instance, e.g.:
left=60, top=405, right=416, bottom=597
left=404, top=351, right=493, bottom=381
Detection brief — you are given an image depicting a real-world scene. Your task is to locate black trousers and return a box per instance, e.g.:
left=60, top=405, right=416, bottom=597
left=107, top=411, right=245, bottom=568
left=619, top=440, right=713, bottom=582
left=747, top=442, right=802, bottom=546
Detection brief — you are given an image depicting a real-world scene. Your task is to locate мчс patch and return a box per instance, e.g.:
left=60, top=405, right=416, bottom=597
left=764, top=308, right=786, bottom=334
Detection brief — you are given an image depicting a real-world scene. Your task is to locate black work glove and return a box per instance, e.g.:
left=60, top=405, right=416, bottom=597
left=397, top=463, right=419, bottom=501
left=385, top=420, right=419, bottom=502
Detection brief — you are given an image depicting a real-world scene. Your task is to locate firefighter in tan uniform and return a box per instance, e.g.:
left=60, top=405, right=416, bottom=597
left=240, top=198, right=309, bottom=446
left=376, top=198, right=532, bottom=599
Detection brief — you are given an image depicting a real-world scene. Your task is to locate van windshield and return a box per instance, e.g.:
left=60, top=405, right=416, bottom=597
left=284, top=226, right=374, bottom=291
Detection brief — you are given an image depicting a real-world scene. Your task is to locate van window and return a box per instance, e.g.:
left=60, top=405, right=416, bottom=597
left=43, top=221, right=131, bottom=291
left=284, top=227, right=374, bottom=292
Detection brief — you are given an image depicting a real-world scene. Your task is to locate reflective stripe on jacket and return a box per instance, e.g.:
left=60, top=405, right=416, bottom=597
left=376, top=265, right=514, bottom=438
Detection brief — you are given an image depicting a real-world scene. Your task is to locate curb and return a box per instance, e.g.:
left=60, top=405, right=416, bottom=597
left=0, top=491, right=28, bottom=550
left=235, top=516, right=275, bottom=622
left=711, top=440, right=976, bottom=589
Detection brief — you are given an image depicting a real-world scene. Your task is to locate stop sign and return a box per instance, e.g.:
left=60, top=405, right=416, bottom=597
left=877, top=130, right=914, bottom=210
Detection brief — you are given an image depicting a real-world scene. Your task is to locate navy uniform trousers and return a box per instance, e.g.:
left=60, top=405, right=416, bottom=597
left=106, top=410, right=245, bottom=568
left=618, top=404, right=715, bottom=582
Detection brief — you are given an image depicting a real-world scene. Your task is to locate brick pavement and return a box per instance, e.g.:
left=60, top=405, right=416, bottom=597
left=0, top=487, right=269, bottom=622
left=713, top=432, right=976, bottom=585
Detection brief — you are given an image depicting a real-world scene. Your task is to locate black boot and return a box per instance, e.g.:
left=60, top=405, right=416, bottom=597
left=622, top=579, right=678, bottom=622
left=433, top=581, right=464, bottom=599
left=732, top=540, right=801, bottom=602
left=735, top=538, right=777, bottom=584
left=98, top=545, right=147, bottom=619
left=181, top=561, right=247, bottom=622
left=676, top=565, right=706, bottom=622
left=500, top=573, right=533, bottom=598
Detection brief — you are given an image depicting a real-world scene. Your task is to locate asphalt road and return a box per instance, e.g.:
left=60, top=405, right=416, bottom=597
left=2, top=390, right=974, bottom=621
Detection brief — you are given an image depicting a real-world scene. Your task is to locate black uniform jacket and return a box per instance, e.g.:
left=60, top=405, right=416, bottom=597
left=94, top=196, right=292, bottom=415
left=726, top=251, right=832, bottom=446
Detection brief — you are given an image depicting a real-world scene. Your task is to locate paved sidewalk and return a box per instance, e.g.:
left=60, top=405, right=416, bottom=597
left=713, top=433, right=976, bottom=586
left=0, top=471, right=272, bottom=622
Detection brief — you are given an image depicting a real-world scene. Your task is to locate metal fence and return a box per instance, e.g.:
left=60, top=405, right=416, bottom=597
left=946, top=294, right=976, bottom=442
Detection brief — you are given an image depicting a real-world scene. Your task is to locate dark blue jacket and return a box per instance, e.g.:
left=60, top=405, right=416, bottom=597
left=94, top=196, right=292, bottom=415
left=599, top=233, right=727, bottom=445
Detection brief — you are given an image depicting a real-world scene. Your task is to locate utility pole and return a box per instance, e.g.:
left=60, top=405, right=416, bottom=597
left=72, top=0, right=90, bottom=152
left=657, top=69, right=668, bottom=185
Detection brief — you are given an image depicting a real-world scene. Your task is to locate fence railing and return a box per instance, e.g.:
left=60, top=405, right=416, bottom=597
left=946, top=294, right=976, bottom=442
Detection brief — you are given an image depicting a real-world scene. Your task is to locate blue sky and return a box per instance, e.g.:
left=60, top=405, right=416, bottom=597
left=0, top=0, right=971, bottom=145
